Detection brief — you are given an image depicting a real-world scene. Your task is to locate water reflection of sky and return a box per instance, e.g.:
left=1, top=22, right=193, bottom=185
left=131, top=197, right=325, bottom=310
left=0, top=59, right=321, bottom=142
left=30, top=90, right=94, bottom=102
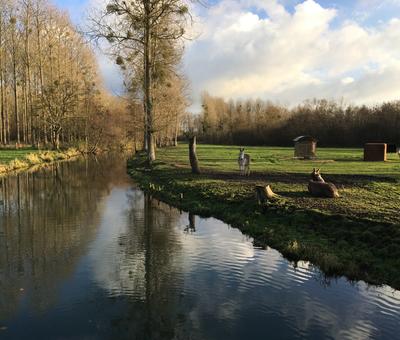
left=87, top=187, right=400, bottom=340
left=1, top=158, right=400, bottom=339
left=90, top=187, right=147, bottom=300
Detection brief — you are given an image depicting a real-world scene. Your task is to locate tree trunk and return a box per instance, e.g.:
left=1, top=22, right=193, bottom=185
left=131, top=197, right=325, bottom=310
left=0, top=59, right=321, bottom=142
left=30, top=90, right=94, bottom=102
left=173, top=111, right=179, bottom=146
left=5, top=86, right=9, bottom=143
left=189, top=136, right=201, bottom=174
left=52, top=128, right=61, bottom=150
left=144, top=2, right=155, bottom=164
left=173, top=128, right=178, bottom=146
left=0, top=58, right=5, bottom=144
left=0, top=17, right=2, bottom=144
left=12, top=47, right=20, bottom=146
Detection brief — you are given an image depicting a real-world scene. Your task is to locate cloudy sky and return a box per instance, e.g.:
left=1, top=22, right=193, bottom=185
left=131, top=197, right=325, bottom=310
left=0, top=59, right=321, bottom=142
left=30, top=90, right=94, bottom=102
left=55, top=0, right=400, bottom=111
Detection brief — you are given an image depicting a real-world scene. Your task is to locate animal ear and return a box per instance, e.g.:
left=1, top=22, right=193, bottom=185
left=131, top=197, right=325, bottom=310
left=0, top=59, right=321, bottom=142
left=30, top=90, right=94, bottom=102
left=313, top=168, right=316, bottom=172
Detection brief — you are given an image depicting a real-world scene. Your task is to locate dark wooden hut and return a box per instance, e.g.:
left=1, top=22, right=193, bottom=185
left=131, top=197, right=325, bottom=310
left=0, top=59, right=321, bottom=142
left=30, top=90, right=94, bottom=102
left=293, top=136, right=317, bottom=159
left=364, top=143, right=387, bottom=161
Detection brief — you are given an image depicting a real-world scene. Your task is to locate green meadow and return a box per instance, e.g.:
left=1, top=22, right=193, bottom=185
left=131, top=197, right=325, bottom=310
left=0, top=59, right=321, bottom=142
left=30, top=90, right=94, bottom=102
left=0, top=147, right=80, bottom=175
left=0, top=148, right=39, bottom=165
left=157, top=144, right=400, bottom=177
left=129, top=144, right=400, bottom=288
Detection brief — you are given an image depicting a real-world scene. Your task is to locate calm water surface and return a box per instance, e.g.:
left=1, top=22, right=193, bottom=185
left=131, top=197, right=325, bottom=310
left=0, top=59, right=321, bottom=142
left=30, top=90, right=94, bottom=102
left=0, top=157, right=399, bottom=339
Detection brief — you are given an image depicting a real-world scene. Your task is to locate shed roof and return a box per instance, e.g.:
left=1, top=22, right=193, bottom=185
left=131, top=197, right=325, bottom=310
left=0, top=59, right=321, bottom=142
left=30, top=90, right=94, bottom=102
left=293, top=135, right=317, bottom=143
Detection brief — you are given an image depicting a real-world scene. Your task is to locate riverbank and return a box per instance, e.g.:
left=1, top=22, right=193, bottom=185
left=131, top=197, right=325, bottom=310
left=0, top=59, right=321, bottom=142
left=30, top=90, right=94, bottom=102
left=0, top=147, right=81, bottom=176
left=128, top=145, right=400, bottom=289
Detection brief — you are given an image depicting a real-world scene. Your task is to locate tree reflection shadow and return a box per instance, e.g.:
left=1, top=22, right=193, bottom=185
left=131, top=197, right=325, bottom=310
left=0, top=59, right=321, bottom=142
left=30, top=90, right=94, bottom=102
left=101, top=192, right=185, bottom=339
left=184, top=213, right=196, bottom=234
left=0, top=156, right=129, bottom=320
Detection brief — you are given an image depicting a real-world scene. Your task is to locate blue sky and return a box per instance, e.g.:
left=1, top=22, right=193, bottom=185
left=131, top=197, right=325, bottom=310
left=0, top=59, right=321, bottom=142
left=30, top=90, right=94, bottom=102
left=54, top=0, right=86, bottom=24
left=54, top=0, right=400, bottom=27
left=53, top=0, right=400, bottom=110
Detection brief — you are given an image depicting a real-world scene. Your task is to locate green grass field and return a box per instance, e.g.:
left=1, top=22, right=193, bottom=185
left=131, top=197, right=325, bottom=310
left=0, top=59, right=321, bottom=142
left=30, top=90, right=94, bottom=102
left=155, top=144, right=400, bottom=224
left=128, top=144, right=400, bottom=288
left=157, top=144, right=400, bottom=177
left=0, top=147, right=81, bottom=175
left=0, top=148, right=38, bottom=164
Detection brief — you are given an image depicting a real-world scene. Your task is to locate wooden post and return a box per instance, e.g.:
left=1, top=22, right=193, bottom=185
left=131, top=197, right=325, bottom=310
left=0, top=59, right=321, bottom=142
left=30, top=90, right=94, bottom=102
left=189, top=136, right=201, bottom=174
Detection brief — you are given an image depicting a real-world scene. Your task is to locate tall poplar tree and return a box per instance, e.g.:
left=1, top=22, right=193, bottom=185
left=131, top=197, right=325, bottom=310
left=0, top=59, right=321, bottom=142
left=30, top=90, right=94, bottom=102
left=90, top=0, right=194, bottom=164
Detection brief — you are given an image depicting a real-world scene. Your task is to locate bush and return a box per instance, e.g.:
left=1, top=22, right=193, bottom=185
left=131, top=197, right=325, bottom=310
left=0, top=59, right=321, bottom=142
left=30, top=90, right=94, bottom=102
left=63, top=147, right=80, bottom=158
left=25, top=153, right=41, bottom=165
left=53, top=152, right=66, bottom=160
left=39, top=151, right=55, bottom=162
left=8, top=158, right=29, bottom=170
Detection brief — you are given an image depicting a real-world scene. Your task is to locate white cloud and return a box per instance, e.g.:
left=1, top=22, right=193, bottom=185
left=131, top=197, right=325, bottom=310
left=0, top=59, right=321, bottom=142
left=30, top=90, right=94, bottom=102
left=184, top=0, right=400, bottom=111
left=95, top=50, right=125, bottom=95
left=341, top=77, right=354, bottom=85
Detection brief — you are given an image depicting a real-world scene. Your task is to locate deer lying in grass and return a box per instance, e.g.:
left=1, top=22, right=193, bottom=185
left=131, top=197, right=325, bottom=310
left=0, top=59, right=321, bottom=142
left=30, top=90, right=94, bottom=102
left=308, top=168, right=339, bottom=198
left=238, top=148, right=251, bottom=176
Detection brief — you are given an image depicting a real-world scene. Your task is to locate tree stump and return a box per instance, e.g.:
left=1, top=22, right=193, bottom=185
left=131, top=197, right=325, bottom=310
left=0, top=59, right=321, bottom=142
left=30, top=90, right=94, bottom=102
left=255, top=185, right=278, bottom=205
left=189, top=136, right=201, bottom=174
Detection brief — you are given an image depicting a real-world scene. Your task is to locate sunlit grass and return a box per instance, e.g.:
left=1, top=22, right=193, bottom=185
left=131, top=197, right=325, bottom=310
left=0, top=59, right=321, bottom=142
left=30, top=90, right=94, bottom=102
left=154, top=144, right=400, bottom=224
left=0, top=148, right=38, bottom=165
left=157, top=143, right=400, bottom=178
left=0, top=147, right=81, bottom=175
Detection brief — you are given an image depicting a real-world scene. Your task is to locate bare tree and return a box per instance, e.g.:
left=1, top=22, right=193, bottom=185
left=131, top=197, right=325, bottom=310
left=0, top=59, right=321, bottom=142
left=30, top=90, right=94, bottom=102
left=0, top=0, right=136, bottom=150
left=89, top=0, right=195, bottom=164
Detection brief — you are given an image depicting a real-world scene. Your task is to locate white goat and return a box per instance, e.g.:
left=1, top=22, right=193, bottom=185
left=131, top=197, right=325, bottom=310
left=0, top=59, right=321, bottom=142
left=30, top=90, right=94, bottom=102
left=238, top=148, right=251, bottom=176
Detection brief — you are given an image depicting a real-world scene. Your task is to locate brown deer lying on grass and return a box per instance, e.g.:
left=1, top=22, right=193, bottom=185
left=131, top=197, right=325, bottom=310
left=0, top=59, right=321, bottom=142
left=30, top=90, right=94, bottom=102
left=238, top=148, right=251, bottom=176
left=308, top=168, right=339, bottom=198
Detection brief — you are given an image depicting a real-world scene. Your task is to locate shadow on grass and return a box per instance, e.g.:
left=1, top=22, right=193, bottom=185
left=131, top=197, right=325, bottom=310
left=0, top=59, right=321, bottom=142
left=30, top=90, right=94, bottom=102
left=201, top=169, right=397, bottom=185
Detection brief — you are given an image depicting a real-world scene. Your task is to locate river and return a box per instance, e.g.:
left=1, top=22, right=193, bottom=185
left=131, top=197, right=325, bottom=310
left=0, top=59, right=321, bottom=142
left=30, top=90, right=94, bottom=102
left=0, top=157, right=399, bottom=339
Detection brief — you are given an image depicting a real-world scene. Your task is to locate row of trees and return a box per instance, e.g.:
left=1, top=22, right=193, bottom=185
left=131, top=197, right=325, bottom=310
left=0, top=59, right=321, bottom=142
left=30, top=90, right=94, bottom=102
left=90, top=0, right=192, bottom=162
left=0, top=0, right=130, bottom=150
left=197, top=93, right=400, bottom=147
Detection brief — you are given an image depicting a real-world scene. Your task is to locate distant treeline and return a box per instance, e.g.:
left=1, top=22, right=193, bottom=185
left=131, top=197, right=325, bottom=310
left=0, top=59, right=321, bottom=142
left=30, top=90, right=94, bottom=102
left=194, top=93, right=400, bottom=147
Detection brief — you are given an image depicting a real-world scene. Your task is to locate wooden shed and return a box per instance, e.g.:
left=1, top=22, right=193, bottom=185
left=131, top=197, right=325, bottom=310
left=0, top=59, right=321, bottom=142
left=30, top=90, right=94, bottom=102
left=364, top=143, right=387, bottom=161
left=293, top=136, right=317, bottom=159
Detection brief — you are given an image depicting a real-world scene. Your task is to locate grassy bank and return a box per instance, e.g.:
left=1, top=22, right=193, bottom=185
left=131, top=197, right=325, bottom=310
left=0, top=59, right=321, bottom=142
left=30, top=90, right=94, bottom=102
left=128, top=144, right=400, bottom=289
left=0, top=147, right=81, bottom=176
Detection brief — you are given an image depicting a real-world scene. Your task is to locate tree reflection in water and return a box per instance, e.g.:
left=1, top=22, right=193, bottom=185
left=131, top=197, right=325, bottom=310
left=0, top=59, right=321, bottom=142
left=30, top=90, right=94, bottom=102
left=90, top=188, right=186, bottom=339
left=184, top=213, right=196, bottom=234
left=0, top=157, right=127, bottom=321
